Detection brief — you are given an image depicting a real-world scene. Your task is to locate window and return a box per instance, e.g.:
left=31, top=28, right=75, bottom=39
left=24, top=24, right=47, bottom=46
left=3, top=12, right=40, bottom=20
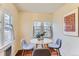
left=3, top=13, right=13, bottom=44
left=0, top=11, right=13, bottom=46
left=33, top=21, right=41, bottom=38
left=0, top=15, right=2, bottom=46
left=33, top=21, right=52, bottom=38
left=43, top=22, right=52, bottom=38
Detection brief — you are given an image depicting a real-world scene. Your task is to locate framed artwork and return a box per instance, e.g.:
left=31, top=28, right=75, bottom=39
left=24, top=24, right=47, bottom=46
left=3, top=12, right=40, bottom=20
left=63, top=8, right=79, bottom=36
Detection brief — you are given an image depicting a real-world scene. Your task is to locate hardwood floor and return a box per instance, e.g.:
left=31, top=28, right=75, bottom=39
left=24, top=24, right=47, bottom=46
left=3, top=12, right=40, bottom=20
left=15, top=48, right=59, bottom=56
left=15, top=50, right=32, bottom=56
left=49, top=48, right=59, bottom=56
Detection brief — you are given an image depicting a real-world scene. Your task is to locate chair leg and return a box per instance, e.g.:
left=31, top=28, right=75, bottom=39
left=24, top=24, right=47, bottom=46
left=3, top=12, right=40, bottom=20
left=22, top=50, right=25, bottom=56
left=56, top=49, right=61, bottom=56
left=58, top=49, right=61, bottom=56
left=42, top=44, right=43, bottom=48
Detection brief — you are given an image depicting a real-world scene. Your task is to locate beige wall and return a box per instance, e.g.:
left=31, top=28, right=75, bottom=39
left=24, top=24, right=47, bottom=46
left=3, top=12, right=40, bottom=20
left=19, top=12, right=53, bottom=45
left=53, top=3, right=79, bottom=55
left=0, top=4, right=20, bottom=55
left=0, top=4, right=53, bottom=55
left=1, top=3, right=79, bottom=56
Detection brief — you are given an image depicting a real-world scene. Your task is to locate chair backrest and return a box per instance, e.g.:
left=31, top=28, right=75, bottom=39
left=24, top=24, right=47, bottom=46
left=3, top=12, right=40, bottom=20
left=21, top=39, right=28, bottom=49
left=33, top=49, right=51, bottom=56
left=56, top=39, right=62, bottom=48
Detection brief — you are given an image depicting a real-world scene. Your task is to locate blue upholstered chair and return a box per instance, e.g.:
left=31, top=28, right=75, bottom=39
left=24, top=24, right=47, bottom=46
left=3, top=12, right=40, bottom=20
left=48, top=39, right=62, bottom=56
left=21, top=39, right=35, bottom=50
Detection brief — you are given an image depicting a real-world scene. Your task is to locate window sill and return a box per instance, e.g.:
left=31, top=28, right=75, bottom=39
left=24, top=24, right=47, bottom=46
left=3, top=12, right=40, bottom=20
left=0, top=41, right=12, bottom=50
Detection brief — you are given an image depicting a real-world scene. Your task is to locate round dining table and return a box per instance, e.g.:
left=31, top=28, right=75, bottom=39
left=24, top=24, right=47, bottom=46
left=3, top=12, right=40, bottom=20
left=31, top=38, right=52, bottom=48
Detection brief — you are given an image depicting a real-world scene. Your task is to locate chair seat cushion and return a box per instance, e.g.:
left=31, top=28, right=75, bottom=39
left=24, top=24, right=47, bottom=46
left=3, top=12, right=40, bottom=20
left=48, top=43, right=60, bottom=48
left=26, top=43, right=35, bottom=49
left=22, top=43, right=35, bottom=50
left=48, top=39, right=62, bottom=49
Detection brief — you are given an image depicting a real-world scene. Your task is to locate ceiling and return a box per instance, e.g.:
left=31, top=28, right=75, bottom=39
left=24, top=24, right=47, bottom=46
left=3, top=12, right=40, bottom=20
left=15, top=3, right=65, bottom=13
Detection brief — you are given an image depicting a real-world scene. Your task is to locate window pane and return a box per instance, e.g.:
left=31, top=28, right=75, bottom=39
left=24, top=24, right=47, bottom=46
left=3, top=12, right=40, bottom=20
left=34, top=21, right=41, bottom=26
left=44, top=26, right=50, bottom=30
left=0, top=23, right=2, bottom=31
left=4, top=26, right=12, bottom=43
left=4, top=25, right=12, bottom=30
left=4, top=14, right=10, bottom=24
left=0, top=17, right=2, bottom=46
left=4, top=30, right=12, bottom=42
left=44, top=31, right=51, bottom=38
left=0, top=30, right=1, bottom=46
left=44, top=22, right=51, bottom=26
left=34, top=29, right=41, bottom=37
left=34, top=26, right=41, bottom=30
left=43, top=22, right=51, bottom=38
left=33, top=21, right=52, bottom=38
left=3, top=13, right=12, bottom=44
left=33, top=21, right=41, bottom=38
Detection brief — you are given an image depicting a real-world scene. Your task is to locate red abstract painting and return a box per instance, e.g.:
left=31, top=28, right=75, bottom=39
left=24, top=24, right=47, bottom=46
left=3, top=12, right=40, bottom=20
left=64, top=13, right=75, bottom=32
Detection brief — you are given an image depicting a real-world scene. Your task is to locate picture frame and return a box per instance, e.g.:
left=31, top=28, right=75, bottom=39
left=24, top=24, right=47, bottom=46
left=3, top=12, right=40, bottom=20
left=63, top=8, right=79, bottom=36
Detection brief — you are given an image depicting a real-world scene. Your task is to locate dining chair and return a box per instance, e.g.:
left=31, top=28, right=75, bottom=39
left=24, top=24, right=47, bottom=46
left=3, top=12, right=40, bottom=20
left=32, top=48, right=51, bottom=56
left=21, top=39, right=35, bottom=50
left=21, top=39, right=35, bottom=55
left=48, top=39, right=62, bottom=56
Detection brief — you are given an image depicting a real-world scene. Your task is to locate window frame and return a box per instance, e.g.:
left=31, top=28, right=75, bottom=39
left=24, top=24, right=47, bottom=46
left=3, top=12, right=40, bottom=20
left=33, top=21, right=52, bottom=39
left=0, top=10, right=13, bottom=46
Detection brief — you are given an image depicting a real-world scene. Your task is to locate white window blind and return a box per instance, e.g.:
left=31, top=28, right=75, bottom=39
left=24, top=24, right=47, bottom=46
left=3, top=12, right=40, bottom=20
left=3, top=13, right=12, bottom=44
left=33, top=21, right=41, bottom=38
left=0, top=12, right=13, bottom=46
left=33, top=21, right=52, bottom=38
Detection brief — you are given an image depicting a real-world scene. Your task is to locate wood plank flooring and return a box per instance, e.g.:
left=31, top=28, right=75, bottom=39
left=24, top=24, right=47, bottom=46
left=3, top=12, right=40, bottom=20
left=15, top=48, right=59, bottom=56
